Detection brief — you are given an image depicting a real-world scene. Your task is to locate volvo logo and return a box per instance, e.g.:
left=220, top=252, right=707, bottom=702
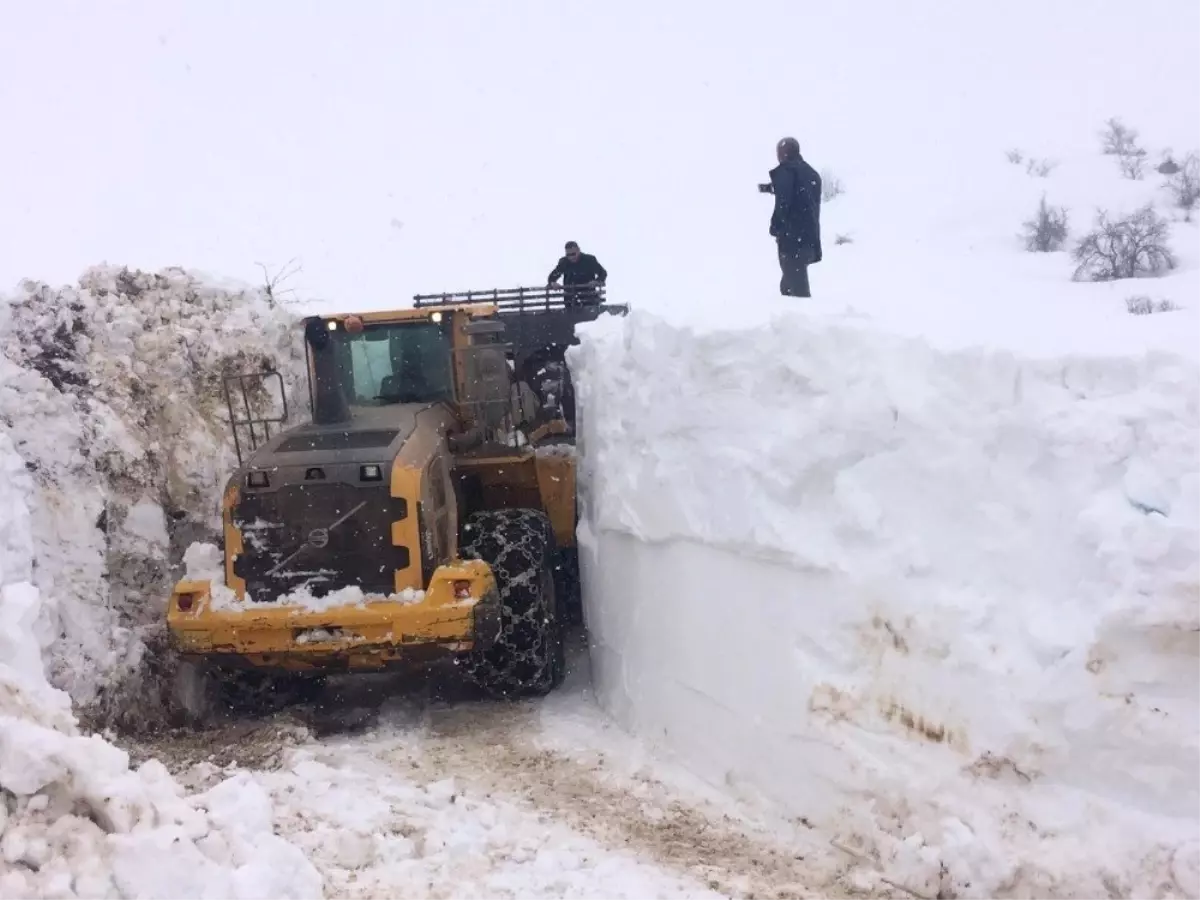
left=265, top=500, right=367, bottom=577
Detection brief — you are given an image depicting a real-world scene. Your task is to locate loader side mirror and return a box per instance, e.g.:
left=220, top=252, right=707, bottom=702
left=303, top=316, right=330, bottom=350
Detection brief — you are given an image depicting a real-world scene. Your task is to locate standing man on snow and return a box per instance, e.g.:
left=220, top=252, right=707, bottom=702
left=764, top=137, right=822, bottom=297
left=547, top=241, right=607, bottom=306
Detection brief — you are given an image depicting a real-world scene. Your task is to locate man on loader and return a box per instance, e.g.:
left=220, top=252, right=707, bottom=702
left=547, top=241, right=607, bottom=306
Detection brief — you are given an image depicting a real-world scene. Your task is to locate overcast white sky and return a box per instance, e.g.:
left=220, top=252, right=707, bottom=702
left=2, top=1, right=1196, bottom=311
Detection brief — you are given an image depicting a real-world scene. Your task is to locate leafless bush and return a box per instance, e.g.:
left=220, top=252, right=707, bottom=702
left=1125, top=295, right=1181, bottom=316
left=1118, top=150, right=1148, bottom=180
left=1006, top=149, right=1024, bottom=165
left=1164, top=152, right=1200, bottom=219
left=1099, top=117, right=1149, bottom=180
left=1025, top=157, right=1057, bottom=178
left=1072, top=205, right=1176, bottom=281
left=1021, top=195, right=1069, bottom=252
left=821, top=170, right=844, bottom=202
left=1100, top=118, right=1140, bottom=156
left=256, top=258, right=303, bottom=308
left=834, top=233, right=853, bottom=245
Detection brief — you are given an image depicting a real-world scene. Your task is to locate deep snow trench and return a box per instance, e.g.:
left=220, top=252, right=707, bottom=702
left=0, top=267, right=1197, bottom=899
left=0, top=268, right=876, bottom=898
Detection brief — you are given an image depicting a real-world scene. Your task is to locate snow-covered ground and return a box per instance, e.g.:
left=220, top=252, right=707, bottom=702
left=154, top=651, right=856, bottom=899
left=1, top=0, right=1198, bottom=897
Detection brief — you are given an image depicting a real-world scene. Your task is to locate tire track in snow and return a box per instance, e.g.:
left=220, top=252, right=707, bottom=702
left=129, top=642, right=882, bottom=898
left=365, top=699, right=862, bottom=900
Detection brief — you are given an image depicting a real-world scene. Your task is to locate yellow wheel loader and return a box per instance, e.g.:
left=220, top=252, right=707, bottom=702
left=166, top=286, right=626, bottom=721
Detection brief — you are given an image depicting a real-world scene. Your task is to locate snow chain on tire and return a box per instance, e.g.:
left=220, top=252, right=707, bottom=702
left=459, top=508, right=565, bottom=697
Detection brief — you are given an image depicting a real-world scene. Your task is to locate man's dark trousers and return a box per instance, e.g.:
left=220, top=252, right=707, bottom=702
left=777, top=240, right=811, bottom=297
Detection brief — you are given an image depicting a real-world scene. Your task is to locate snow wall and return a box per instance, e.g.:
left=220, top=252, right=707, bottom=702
left=570, top=310, right=1200, bottom=899
left=0, top=266, right=307, bottom=720
left=0, top=268, right=320, bottom=896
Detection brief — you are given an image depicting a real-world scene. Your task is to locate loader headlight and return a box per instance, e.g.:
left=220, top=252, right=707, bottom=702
left=246, top=471, right=270, bottom=488
left=360, top=464, right=383, bottom=482
left=326, top=320, right=338, bottom=331
left=430, top=311, right=443, bottom=323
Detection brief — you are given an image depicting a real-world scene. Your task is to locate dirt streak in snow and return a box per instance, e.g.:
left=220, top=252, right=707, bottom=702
left=127, top=648, right=885, bottom=898
left=385, top=701, right=860, bottom=899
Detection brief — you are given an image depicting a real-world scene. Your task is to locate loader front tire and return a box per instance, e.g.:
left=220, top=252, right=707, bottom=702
left=459, top=509, right=565, bottom=698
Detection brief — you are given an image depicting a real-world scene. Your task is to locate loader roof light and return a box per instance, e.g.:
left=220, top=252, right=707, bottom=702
left=326, top=320, right=338, bottom=331
left=430, top=311, right=444, bottom=323
left=246, top=470, right=270, bottom=488
left=360, top=464, right=383, bottom=482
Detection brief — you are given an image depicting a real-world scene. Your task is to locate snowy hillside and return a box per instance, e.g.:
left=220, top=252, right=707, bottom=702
left=2, top=3, right=1197, bottom=316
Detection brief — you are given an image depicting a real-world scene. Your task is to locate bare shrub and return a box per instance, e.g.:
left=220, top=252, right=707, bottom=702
left=1164, top=152, right=1200, bottom=219
left=821, top=170, right=845, bottom=202
left=1099, top=117, right=1149, bottom=179
left=1118, top=150, right=1148, bottom=180
left=1021, top=195, right=1069, bottom=252
left=1072, top=205, right=1176, bottom=281
left=834, top=233, right=853, bottom=245
left=255, top=258, right=303, bottom=308
left=1100, top=117, right=1140, bottom=156
left=1025, top=158, right=1057, bottom=178
left=1125, top=295, right=1182, bottom=316
left=1006, top=149, right=1024, bottom=165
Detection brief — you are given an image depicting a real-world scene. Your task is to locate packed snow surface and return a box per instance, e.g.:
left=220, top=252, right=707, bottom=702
left=571, top=309, right=1200, bottom=898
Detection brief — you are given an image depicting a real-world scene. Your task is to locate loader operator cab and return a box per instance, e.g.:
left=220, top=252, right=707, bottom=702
left=303, top=315, right=457, bottom=425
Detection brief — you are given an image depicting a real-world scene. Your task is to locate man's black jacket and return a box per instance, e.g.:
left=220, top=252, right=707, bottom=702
left=548, top=253, right=607, bottom=286
left=769, top=158, right=822, bottom=263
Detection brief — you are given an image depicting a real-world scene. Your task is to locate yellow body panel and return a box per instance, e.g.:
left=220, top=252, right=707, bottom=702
left=326, top=305, right=497, bottom=325
left=222, top=484, right=247, bottom=598
left=534, top=453, right=576, bottom=547
left=168, top=560, right=497, bottom=672
left=457, top=450, right=577, bottom=548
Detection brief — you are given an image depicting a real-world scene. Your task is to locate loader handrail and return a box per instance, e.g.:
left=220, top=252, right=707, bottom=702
left=222, top=371, right=289, bottom=467
left=413, top=284, right=628, bottom=316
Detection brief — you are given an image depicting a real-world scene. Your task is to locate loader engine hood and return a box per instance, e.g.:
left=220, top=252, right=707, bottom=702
left=229, top=406, right=430, bottom=602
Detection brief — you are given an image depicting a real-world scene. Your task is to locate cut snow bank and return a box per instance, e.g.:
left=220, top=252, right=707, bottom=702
left=0, top=430, right=321, bottom=897
left=0, top=266, right=307, bottom=716
left=571, top=310, right=1200, bottom=898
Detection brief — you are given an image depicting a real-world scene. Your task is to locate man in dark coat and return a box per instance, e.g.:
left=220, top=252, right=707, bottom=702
left=547, top=241, right=607, bottom=305
left=767, top=137, right=822, bottom=297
